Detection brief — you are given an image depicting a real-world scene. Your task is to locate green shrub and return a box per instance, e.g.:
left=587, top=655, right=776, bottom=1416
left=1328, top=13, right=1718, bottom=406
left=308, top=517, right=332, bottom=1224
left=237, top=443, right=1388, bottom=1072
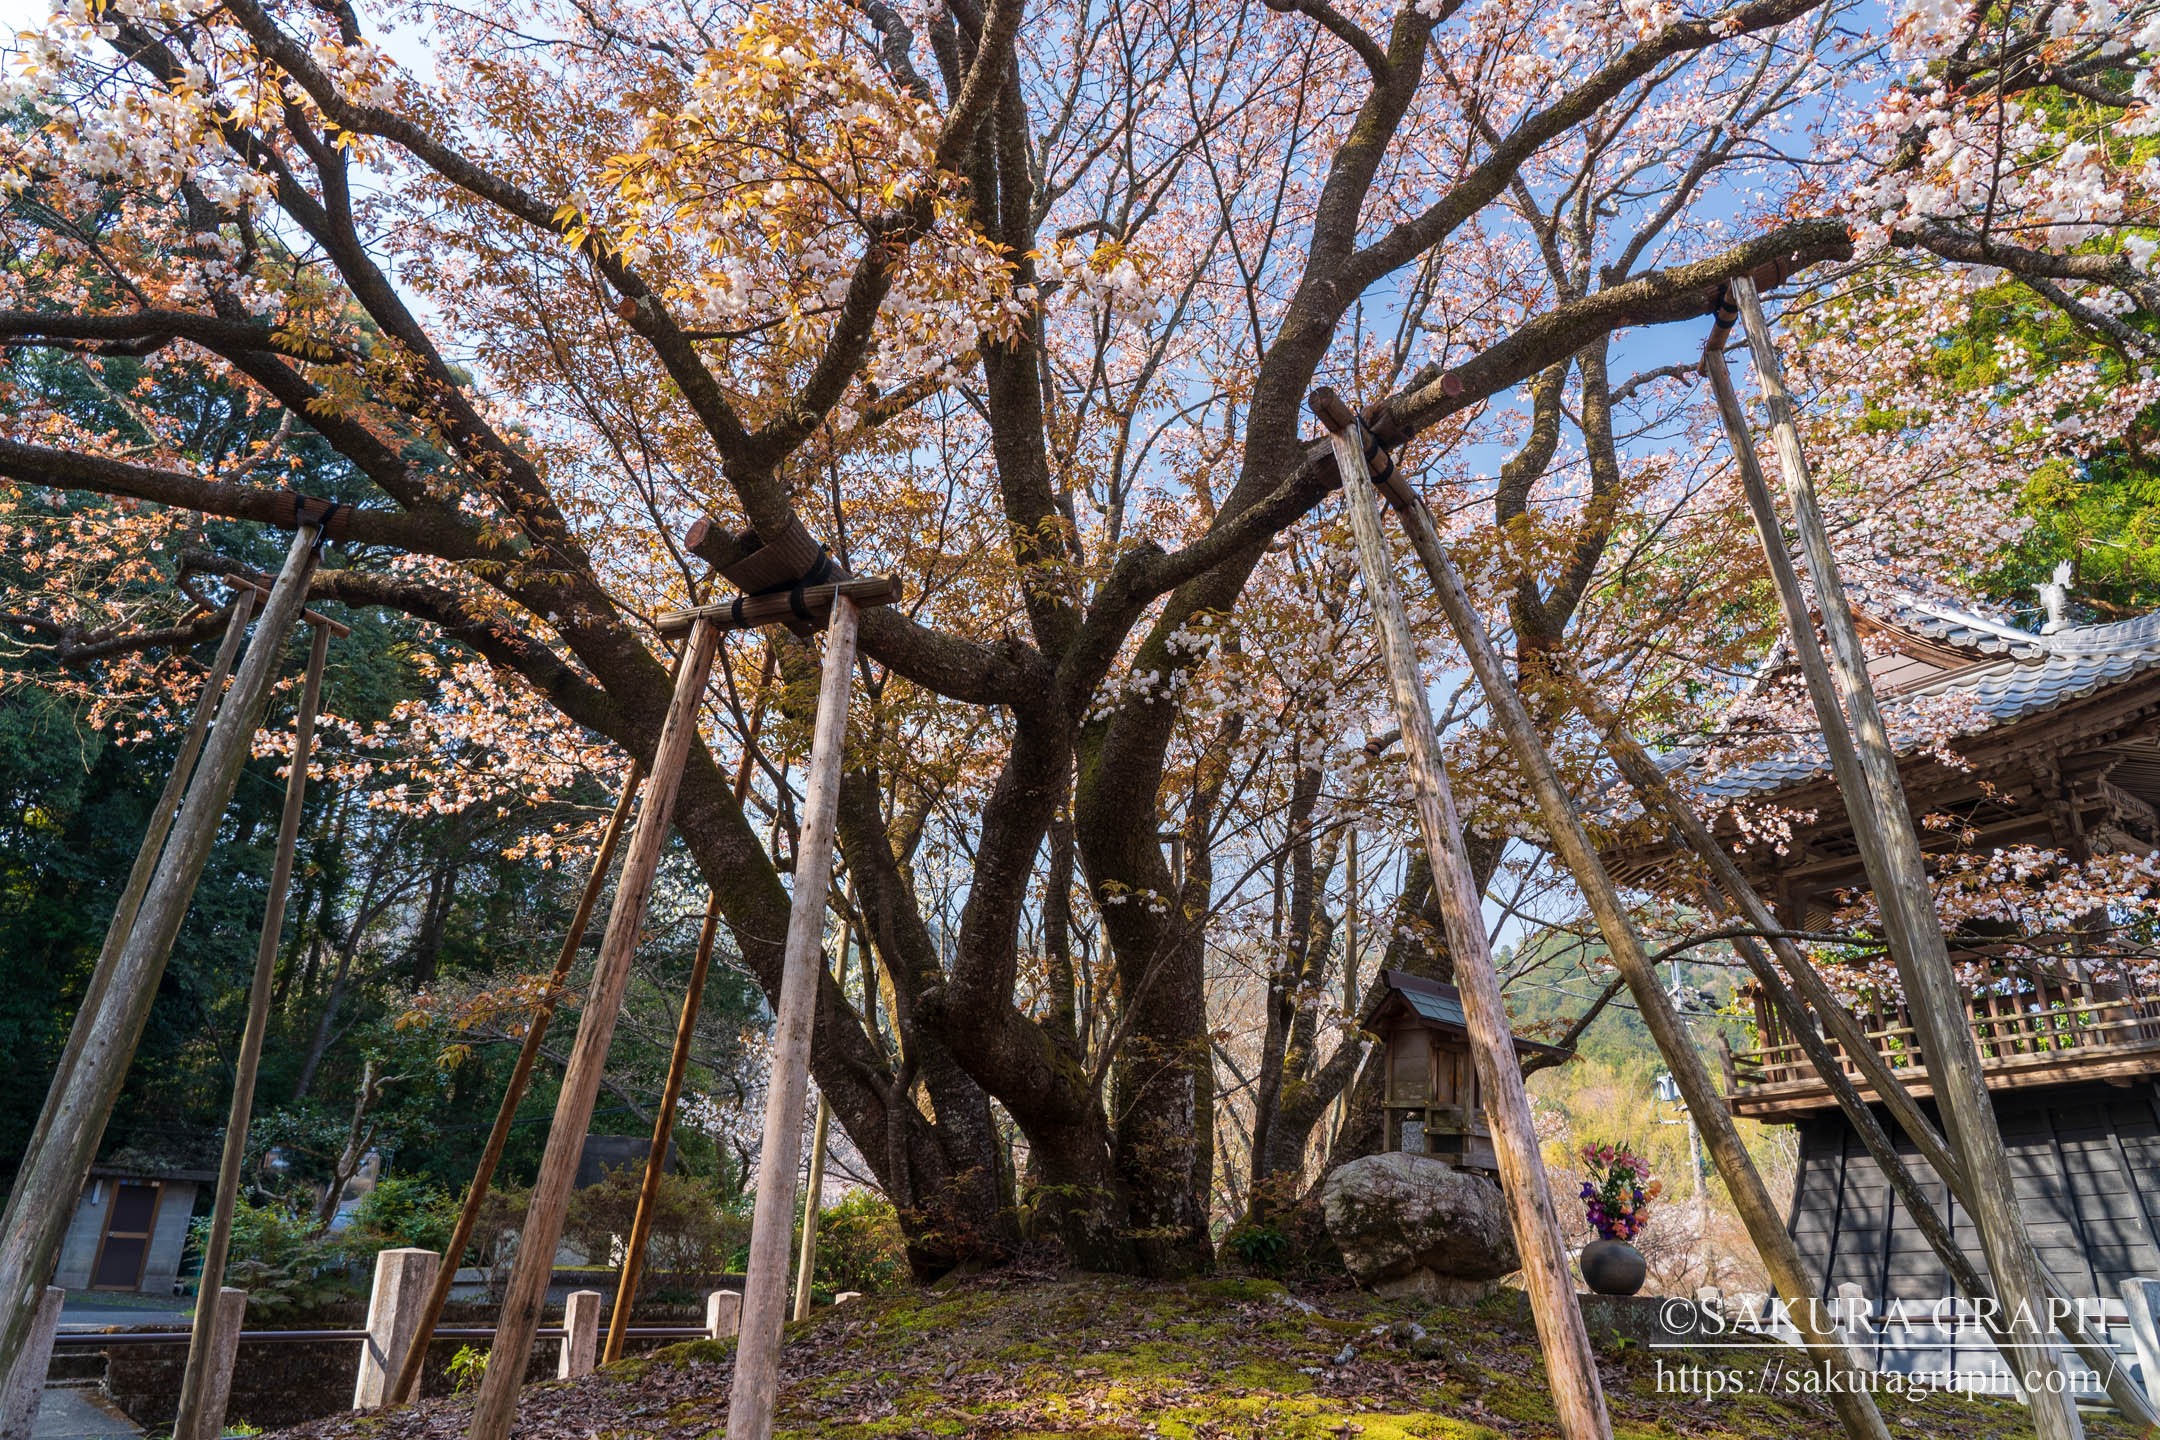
left=197, top=1198, right=364, bottom=1314
left=812, top=1191, right=907, bottom=1295
left=1222, top=1222, right=1291, bottom=1275
left=446, top=1345, right=488, bottom=1394
left=350, top=1176, right=457, bottom=1252
left=564, top=1165, right=747, bottom=1303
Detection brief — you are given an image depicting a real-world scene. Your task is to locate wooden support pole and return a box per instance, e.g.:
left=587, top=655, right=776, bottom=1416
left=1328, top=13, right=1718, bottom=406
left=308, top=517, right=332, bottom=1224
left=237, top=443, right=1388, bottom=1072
left=0, top=524, right=322, bottom=1383
left=602, top=896, right=723, bottom=1364
left=726, top=596, right=860, bottom=1440
left=175, top=622, right=331, bottom=1440
left=387, top=764, right=645, bottom=1405
left=1370, top=428, right=1892, bottom=1440
left=0, top=1286, right=63, bottom=1440
left=464, top=618, right=723, bottom=1440
left=792, top=1095, right=831, bottom=1324
left=1720, top=283, right=2083, bottom=1437
left=791, top=882, right=854, bottom=1327
left=11, top=588, right=256, bottom=1203
left=604, top=639, right=778, bottom=1365
left=1315, top=409, right=1611, bottom=1440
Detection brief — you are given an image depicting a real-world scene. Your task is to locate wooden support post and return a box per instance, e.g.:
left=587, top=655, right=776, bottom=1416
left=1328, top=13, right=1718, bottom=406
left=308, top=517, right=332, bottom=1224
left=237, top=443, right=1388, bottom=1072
left=1723, top=280, right=2084, bottom=1438
left=792, top=1097, right=832, bottom=1323
left=1314, top=408, right=1612, bottom=1440
left=604, top=643, right=777, bottom=1365
left=791, top=882, right=852, bottom=1325
left=464, top=619, right=723, bottom=1440
left=558, top=1291, right=601, bottom=1379
left=1330, top=832, right=1359, bottom=1150
left=0, top=524, right=322, bottom=1384
left=726, top=596, right=860, bottom=1440
left=0, top=1286, right=62, bottom=1440
left=602, top=896, right=723, bottom=1363
left=357, top=1249, right=439, bottom=1411
left=388, top=765, right=646, bottom=1405
left=190, top=1288, right=247, bottom=1440
left=15, top=588, right=257, bottom=1189
left=176, top=623, right=330, bottom=1440
left=1360, top=408, right=1892, bottom=1440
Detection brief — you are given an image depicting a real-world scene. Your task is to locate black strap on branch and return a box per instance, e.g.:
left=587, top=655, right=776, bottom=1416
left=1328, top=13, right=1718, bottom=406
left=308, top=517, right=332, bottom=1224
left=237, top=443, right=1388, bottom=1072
left=1703, top=250, right=1813, bottom=354
left=308, top=501, right=343, bottom=557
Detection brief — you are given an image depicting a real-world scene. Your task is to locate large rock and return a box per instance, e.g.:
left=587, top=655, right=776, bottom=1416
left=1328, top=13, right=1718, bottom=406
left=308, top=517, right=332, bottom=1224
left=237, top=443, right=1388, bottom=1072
left=1321, top=1153, right=1518, bottom=1304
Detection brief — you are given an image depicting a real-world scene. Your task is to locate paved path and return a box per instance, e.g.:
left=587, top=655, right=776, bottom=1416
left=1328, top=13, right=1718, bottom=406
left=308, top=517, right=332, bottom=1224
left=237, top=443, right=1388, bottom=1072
left=58, top=1292, right=192, bottom=1331
left=30, top=1389, right=139, bottom=1440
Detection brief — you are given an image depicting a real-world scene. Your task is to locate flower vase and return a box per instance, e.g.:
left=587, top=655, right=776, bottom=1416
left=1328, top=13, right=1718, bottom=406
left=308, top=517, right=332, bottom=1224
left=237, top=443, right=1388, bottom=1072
left=1580, top=1237, right=1646, bottom=1296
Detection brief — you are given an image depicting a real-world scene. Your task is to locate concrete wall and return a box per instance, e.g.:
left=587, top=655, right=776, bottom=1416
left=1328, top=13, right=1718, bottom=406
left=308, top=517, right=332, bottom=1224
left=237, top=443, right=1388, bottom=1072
left=53, top=1179, right=199, bottom=1293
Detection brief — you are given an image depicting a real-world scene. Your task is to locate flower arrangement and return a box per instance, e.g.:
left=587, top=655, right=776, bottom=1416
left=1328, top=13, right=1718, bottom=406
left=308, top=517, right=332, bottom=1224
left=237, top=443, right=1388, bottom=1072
left=1578, top=1143, right=1660, bottom=1242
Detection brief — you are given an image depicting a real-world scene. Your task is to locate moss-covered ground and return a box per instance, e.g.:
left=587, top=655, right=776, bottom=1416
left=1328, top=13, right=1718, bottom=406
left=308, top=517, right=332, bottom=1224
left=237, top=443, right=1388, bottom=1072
left=278, top=1274, right=2149, bottom=1439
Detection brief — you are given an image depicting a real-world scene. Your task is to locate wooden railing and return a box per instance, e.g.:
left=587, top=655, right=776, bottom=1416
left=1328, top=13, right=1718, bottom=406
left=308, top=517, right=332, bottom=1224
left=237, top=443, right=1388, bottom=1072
left=1726, top=967, right=2160, bottom=1102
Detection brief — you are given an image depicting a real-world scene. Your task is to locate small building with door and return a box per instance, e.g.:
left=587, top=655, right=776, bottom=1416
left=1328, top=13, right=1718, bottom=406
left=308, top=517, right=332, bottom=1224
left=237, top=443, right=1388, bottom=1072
left=54, top=1160, right=211, bottom=1294
left=1365, top=969, right=1567, bottom=1173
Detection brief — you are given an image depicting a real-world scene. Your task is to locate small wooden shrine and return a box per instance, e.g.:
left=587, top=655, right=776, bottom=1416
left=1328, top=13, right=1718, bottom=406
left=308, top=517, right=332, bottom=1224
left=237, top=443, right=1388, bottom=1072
left=1607, top=582, right=2160, bottom=1373
left=1365, top=969, right=1567, bottom=1173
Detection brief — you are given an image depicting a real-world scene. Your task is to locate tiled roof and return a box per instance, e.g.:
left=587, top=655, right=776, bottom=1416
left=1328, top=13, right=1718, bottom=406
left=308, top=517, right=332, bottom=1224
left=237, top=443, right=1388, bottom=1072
left=1686, top=586, right=2160, bottom=803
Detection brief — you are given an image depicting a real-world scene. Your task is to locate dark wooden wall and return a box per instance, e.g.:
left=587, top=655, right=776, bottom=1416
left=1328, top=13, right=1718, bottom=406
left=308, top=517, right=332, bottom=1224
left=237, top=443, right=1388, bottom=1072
left=1787, top=1080, right=2160, bottom=1303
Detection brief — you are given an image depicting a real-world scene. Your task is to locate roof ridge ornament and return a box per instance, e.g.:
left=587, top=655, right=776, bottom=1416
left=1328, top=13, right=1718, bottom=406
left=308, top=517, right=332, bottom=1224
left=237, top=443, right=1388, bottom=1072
left=2040, top=559, right=2074, bottom=636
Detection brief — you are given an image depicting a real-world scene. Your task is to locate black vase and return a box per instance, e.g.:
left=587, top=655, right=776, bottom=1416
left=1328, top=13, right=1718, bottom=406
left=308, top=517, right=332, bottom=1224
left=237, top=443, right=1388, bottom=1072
left=1581, top=1238, right=1646, bottom=1296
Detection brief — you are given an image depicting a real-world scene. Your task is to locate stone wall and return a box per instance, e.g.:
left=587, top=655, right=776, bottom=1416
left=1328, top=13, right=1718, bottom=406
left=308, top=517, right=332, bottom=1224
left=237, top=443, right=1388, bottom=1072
left=97, top=1302, right=706, bottom=1432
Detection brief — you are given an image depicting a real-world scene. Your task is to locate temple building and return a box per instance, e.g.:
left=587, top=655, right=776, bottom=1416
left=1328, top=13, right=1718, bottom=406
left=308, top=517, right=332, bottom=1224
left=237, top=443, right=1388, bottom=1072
left=1605, top=582, right=2160, bottom=1380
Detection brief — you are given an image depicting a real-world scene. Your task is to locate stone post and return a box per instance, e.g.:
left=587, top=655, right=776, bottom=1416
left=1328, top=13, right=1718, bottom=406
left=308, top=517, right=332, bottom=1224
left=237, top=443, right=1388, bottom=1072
left=355, top=1248, right=440, bottom=1410
left=2121, top=1279, right=2160, bottom=1392
left=831, top=1292, right=861, bottom=1307
left=558, top=1291, right=601, bottom=1379
left=706, top=1290, right=741, bottom=1340
left=190, top=1288, right=249, bottom=1440
left=0, top=1286, right=63, bottom=1440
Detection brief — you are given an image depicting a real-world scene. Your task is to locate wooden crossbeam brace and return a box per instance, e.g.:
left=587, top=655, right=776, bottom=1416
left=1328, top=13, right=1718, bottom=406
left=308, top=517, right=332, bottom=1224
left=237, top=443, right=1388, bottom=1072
left=1327, top=394, right=1896, bottom=1440
left=385, top=763, right=647, bottom=1405
left=655, top=576, right=902, bottom=637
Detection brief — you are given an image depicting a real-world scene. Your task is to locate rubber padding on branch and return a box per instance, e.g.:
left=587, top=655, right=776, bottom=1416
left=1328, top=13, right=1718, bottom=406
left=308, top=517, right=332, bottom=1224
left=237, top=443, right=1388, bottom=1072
left=1703, top=251, right=1813, bottom=353
left=717, top=515, right=844, bottom=595
left=269, top=492, right=353, bottom=542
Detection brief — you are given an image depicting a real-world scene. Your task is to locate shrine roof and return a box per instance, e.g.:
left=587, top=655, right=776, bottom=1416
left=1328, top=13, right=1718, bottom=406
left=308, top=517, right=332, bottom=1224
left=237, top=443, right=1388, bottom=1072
left=1682, top=583, right=2160, bottom=804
